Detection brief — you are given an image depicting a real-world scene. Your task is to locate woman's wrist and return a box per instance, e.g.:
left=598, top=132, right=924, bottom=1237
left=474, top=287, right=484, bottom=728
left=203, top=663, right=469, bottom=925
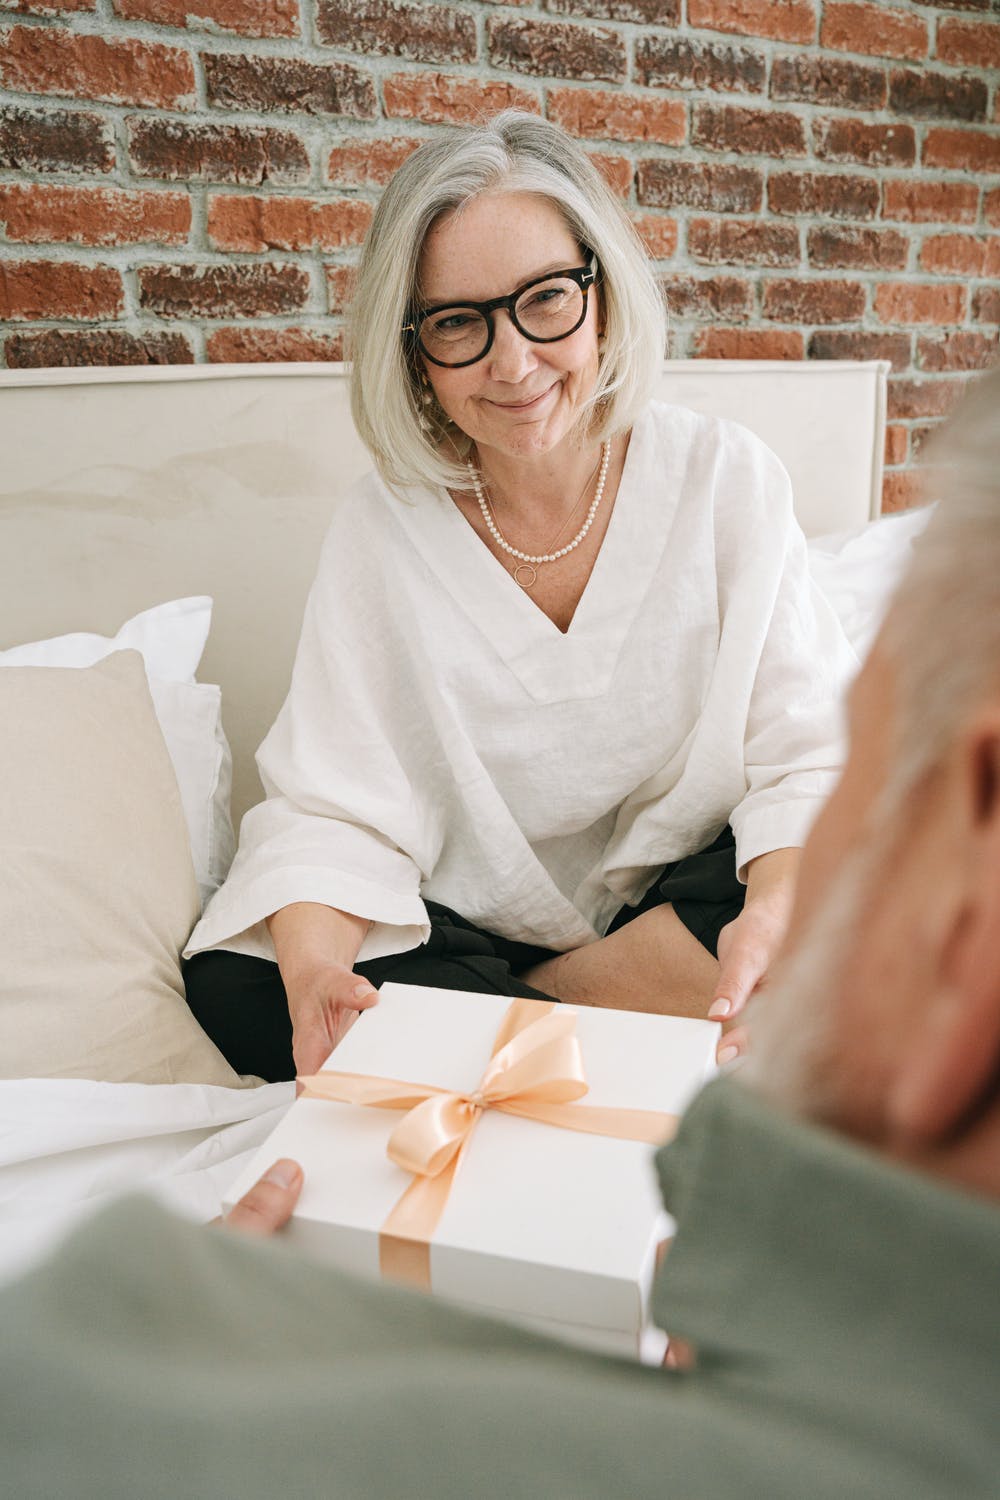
left=266, top=902, right=371, bottom=980
left=743, top=846, right=800, bottom=908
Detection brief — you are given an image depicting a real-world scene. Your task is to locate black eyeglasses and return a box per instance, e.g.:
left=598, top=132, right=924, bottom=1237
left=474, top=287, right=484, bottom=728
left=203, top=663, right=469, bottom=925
left=403, top=263, right=597, bottom=369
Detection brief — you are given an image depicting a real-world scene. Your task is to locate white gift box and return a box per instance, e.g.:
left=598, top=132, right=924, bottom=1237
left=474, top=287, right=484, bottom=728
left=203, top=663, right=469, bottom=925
left=224, top=983, right=718, bottom=1357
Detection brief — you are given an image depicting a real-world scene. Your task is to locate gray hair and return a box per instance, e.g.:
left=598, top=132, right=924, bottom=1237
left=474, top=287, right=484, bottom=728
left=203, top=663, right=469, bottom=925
left=347, top=110, right=666, bottom=493
left=880, top=364, right=1000, bottom=811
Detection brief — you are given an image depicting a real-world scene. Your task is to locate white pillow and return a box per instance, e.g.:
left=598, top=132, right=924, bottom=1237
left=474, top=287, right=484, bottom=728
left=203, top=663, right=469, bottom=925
left=0, top=598, right=236, bottom=907
left=0, top=651, right=248, bottom=1086
left=808, top=505, right=935, bottom=662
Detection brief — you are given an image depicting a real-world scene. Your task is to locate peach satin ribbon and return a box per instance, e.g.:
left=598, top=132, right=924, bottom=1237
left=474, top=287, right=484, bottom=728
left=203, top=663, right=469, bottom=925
left=298, top=997, right=678, bottom=1290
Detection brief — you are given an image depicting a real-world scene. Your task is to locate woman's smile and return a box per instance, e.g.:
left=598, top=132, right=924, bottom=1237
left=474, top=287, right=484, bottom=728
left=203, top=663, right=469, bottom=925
left=485, top=381, right=560, bottom=413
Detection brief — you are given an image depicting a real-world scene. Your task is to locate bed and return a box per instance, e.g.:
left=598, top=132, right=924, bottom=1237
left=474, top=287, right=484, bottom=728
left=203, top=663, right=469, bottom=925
left=0, top=357, right=929, bottom=1282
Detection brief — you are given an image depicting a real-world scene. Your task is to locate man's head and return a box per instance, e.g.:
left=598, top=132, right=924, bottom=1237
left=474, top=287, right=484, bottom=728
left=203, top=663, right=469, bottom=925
left=743, top=365, right=1000, bottom=1204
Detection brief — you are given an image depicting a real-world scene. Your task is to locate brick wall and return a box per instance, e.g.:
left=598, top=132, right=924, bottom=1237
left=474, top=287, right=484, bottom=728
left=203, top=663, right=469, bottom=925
left=1, top=0, right=998, bottom=511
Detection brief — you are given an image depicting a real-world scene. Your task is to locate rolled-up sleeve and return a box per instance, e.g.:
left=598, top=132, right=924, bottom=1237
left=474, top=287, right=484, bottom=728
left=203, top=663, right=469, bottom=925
left=715, top=432, right=858, bottom=879
left=185, top=511, right=443, bottom=965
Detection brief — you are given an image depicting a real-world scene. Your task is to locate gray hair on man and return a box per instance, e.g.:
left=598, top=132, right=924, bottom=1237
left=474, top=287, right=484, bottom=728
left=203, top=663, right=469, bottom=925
left=741, top=362, right=1000, bottom=1122
left=881, top=365, right=1000, bottom=816
left=347, top=109, right=666, bottom=494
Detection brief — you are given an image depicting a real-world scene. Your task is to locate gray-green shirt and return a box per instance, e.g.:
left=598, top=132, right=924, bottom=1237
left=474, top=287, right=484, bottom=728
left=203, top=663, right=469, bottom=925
left=3, top=1080, right=997, bottom=1498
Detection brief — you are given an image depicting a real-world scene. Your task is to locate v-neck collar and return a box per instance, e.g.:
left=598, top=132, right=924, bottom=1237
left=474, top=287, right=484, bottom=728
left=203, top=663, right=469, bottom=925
left=382, top=405, right=680, bottom=703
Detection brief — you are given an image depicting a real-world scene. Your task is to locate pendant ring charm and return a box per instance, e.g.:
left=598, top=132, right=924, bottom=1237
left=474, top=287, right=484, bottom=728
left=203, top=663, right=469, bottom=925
left=513, top=564, right=537, bottom=589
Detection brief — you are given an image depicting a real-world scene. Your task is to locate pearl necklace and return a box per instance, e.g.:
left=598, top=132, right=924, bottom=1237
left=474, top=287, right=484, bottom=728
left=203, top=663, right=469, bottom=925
left=466, top=441, right=610, bottom=590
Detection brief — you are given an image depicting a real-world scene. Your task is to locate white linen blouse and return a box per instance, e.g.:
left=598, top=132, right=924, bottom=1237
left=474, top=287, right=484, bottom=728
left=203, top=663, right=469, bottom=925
left=187, top=401, right=856, bottom=966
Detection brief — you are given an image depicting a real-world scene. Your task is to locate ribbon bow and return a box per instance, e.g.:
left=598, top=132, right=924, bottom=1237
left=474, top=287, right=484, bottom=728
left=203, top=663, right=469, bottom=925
left=299, top=997, right=676, bottom=1289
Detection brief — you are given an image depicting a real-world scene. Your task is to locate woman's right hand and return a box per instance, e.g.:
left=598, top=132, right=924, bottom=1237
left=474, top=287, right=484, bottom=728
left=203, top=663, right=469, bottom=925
left=283, top=956, right=379, bottom=1078
left=266, top=903, right=379, bottom=1078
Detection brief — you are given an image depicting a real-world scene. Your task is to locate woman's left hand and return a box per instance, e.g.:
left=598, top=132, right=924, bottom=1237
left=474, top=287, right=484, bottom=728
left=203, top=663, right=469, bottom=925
left=707, top=847, right=800, bottom=1063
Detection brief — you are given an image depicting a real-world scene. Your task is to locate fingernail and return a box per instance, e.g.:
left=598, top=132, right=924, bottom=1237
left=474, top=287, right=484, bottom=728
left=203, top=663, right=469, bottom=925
left=263, top=1159, right=300, bottom=1190
left=708, top=998, right=731, bottom=1020
left=353, top=983, right=376, bottom=1001
left=717, top=1045, right=740, bottom=1067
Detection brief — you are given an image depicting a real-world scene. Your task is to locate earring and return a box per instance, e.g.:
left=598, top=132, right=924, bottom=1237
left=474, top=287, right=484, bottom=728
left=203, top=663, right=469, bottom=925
left=418, top=372, right=434, bottom=432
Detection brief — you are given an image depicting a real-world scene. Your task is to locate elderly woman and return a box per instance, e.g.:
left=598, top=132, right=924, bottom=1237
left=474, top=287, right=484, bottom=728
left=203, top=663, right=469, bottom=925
left=184, top=111, right=854, bottom=1083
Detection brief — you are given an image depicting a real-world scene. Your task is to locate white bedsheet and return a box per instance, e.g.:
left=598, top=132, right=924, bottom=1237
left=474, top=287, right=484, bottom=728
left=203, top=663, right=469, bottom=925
left=0, top=1078, right=293, bottom=1283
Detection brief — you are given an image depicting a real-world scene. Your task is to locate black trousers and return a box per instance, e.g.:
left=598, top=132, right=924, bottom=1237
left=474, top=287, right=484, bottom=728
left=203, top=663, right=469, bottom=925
left=183, top=827, right=745, bottom=1083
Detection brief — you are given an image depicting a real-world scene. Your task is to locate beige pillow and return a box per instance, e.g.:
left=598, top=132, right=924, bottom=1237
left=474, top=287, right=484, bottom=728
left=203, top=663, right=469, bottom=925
left=0, top=651, right=247, bottom=1085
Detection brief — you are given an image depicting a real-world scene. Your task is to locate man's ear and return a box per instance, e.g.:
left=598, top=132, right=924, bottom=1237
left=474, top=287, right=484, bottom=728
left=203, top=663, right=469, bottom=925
left=887, top=711, right=1000, bottom=1146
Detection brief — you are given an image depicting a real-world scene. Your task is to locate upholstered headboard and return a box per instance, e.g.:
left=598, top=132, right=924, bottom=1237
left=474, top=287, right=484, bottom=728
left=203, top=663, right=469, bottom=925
left=0, top=359, right=887, bottom=819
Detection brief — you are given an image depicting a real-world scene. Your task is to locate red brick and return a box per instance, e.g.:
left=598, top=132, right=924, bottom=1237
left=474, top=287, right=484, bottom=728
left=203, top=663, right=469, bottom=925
left=206, top=326, right=344, bottom=362
left=204, top=52, right=376, bottom=118
left=487, top=16, right=626, bottom=82
left=884, top=424, right=907, bottom=465
left=5, top=327, right=193, bottom=367
left=918, top=330, right=999, bottom=372
left=3, top=0, right=95, bottom=14
left=936, top=17, right=1000, bottom=68
left=888, top=69, right=987, bottom=121
left=882, top=469, right=926, bottom=513
left=547, top=0, right=679, bottom=19
left=382, top=71, right=538, bottom=125
left=112, top=0, right=298, bottom=37
left=316, top=0, right=475, bottom=65
left=326, top=135, right=419, bottom=186
left=0, top=184, right=189, bottom=246
left=548, top=88, right=685, bottom=145
left=687, top=0, right=815, bottom=44
left=127, top=118, right=309, bottom=186
left=661, top=274, right=753, bottom=319
left=770, top=53, right=885, bottom=108
left=634, top=33, right=766, bottom=93
left=208, top=194, right=372, bottom=252
left=138, top=263, right=310, bottom=318
left=325, top=262, right=356, bottom=313
left=0, top=105, right=113, bottom=173
left=919, top=234, right=1000, bottom=278
left=813, top=116, right=914, bottom=167
left=692, top=103, right=806, bottom=156
left=973, top=287, right=1000, bottom=324
left=809, top=329, right=911, bottom=370
left=0, top=259, right=122, bottom=320
left=820, top=2, right=927, bottom=61
left=923, top=127, right=1000, bottom=173
left=689, top=216, right=799, bottom=266
left=768, top=170, right=879, bottom=220
left=986, top=189, right=1000, bottom=227
left=629, top=212, right=678, bottom=258
left=882, top=179, right=978, bottom=224
left=588, top=151, right=632, bottom=197
left=0, top=26, right=195, bottom=108
left=875, top=281, right=967, bottom=325
left=889, top=377, right=964, bottom=419
left=694, top=326, right=803, bottom=358
left=762, top=279, right=865, bottom=323
left=919, top=1, right=996, bottom=12
left=807, top=225, right=908, bottom=270
left=638, top=159, right=762, bottom=212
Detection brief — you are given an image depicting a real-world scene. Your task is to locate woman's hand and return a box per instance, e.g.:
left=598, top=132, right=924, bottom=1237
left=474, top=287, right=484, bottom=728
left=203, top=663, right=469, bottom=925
left=708, top=847, right=800, bottom=1063
left=266, top=903, right=378, bottom=1079
left=284, top=956, right=379, bottom=1078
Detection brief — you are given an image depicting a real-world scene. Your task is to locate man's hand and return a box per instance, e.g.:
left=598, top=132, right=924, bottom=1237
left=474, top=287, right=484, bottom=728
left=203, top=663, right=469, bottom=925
left=285, top=957, right=379, bottom=1077
left=222, top=1158, right=304, bottom=1237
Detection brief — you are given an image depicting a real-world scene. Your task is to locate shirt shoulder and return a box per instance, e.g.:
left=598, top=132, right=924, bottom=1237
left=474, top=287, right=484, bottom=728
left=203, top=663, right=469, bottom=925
left=314, top=468, right=419, bottom=584
left=639, top=399, right=795, bottom=541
